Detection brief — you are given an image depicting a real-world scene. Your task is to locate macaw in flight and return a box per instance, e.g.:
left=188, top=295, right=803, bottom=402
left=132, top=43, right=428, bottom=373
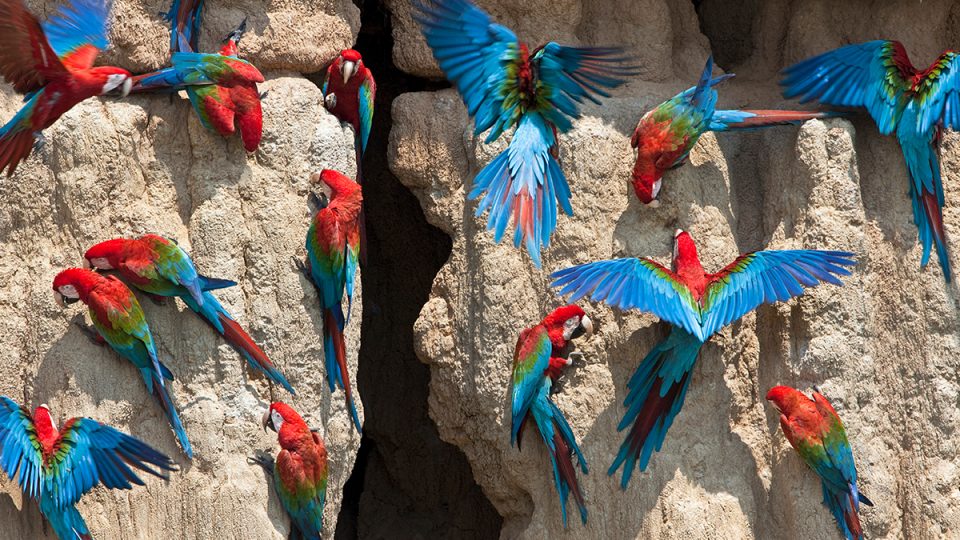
left=0, top=0, right=133, bottom=176
left=782, top=40, right=960, bottom=282
left=0, top=396, right=176, bottom=539
left=551, top=230, right=855, bottom=487
left=415, top=0, right=636, bottom=267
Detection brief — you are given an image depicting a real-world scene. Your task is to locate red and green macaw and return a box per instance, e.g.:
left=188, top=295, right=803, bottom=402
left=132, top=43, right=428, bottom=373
left=782, top=40, right=960, bottom=282
left=84, top=234, right=295, bottom=394
left=257, top=402, right=327, bottom=540
left=631, top=56, right=834, bottom=206
left=52, top=267, right=193, bottom=458
left=302, top=170, right=362, bottom=432
left=323, top=49, right=375, bottom=162
left=131, top=19, right=265, bottom=152
left=0, top=0, right=133, bottom=176
left=511, top=305, right=593, bottom=527
left=551, top=230, right=856, bottom=487
left=164, top=0, right=204, bottom=53
left=767, top=386, right=874, bottom=540
left=0, top=397, right=176, bottom=540
left=415, top=0, right=635, bottom=268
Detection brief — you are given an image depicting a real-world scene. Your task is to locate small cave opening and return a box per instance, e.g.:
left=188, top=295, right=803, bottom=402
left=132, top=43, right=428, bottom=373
left=692, top=0, right=761, bottom=71
left=319, top=1, right=504, bottom=538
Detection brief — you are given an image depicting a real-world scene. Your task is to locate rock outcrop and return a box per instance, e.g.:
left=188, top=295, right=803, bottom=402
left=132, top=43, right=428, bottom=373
left=389, top=1, right=960, bottom=538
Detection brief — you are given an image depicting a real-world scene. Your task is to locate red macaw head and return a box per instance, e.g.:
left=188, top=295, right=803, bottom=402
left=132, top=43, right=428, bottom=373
left=336, top=49, right=364, bottom=85
left=542, top=304, right=594, bottom=349
left=765, top=385, right=810, bottom=417
left=84, top=238, right=131, bottom=271
left=630, top=168, right=663, bottom=208
left=90, top=66, right=133, bottom=97
left=671, top=229, right=701, bottom=272
left=310, top=169, right=357, bottom=203
left=52, top=268, right=103, bottom=307
left=220, top=17, right=247, bottom=56
left=262, top=402, right=321, bottom=447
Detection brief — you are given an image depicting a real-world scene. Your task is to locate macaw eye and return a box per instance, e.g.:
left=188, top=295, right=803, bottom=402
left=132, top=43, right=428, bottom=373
left=58, top=284, right=79, bottom=298
left=562, top=316, right=580, bottom=339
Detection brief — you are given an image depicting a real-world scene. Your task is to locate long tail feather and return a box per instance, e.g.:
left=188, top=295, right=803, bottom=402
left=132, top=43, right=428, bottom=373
left=323, top=307, right=361, bottom=432
left=150, top=370, right=192, bottom=458
left=709, top=109, right=840, bottom=131
left=218, top=312, right=296, bottom=394
left=901, top=135, right=951, bottom=281
left=608, top=330, right=702, bottom=488
left=822, top=481, right=864, bottom=540
left=41, top=498, right=91, bottom=540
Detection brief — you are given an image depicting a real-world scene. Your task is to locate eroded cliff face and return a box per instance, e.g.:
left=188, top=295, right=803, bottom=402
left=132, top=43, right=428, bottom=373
left=388, top=1, right=960, bottom=538
left=0, top=2, right=364, bottom=538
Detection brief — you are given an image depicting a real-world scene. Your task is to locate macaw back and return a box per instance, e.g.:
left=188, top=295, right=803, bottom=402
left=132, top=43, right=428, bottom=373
left=274, top=431, right=327, bottom=539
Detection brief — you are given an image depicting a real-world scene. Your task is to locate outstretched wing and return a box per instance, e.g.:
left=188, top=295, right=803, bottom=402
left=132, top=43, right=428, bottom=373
left=42, top=0, right=114, bottom=71
left=781, top=40, right=909, bottom=135
left=533, top=42, right=635, bottom=132
left=413, top=0, right=521, bottom=140
left=43, top=417, right=175, bottom=508
left=912, top=51, right=960, bottom=135
left=699, top=250, right=855, bottom=339
left=550, top=257, right=704, bottom=340
left=0, top=396, right=44, bottom=499
left=0, top=0, right=67, bottom=93
left=510, top=325, right=551, bottom=445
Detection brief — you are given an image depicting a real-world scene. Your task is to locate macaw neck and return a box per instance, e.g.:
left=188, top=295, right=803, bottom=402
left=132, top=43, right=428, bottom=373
left=278, top=421, right=313, bottom=451
left=32, top=409, right=59, bottom=455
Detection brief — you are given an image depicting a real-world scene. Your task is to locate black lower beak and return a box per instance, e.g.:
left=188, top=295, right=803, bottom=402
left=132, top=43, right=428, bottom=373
left=63, top=296, right=79, bottom=305
left=570, top=326, right=587, bottom=340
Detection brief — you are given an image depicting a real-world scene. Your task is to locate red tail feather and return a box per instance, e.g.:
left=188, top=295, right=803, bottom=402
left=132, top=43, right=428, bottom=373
left=844, top=492, right=863, bottom=539
left=552, top=427, right=586, bottom=512
left=731, top=109, right=834, bottom=128
left=324, top=309, right=356, bottom=418
left=219, top=312, right=273, bottom=370
left=625, top=375, right=689, bottom=456
left=921, top=189, right=946, bottom=245
left=0, top=130, right=34, bottom=176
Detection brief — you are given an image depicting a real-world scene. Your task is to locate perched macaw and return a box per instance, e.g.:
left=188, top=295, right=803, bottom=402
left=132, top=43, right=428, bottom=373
left=131, top=19, right=264, bottom=152
left=511, top=305, right=593, bottom=527
left=0, top=397, right=176, bottom=540
left=767, top=386, right=874, bottom=540
left=0, top=0, right=133, bottom=176
left=53, top=268, right=193, bottom=458
left=301, top=170, right=362, bottom=432
left=255, top=402, right=327, bottom=540
left=414, top=0, right=635, bottom=267
left=631, top=56, right=835, bottom=205
left=84, top=234, right=295, bottom=394
left=164, top=0, right=204, bottom=53
left=323, top=49, right=375, bottom=161
left=781, top=41, right=959, bottom=282
left=550, top=230, right=856, bottom=487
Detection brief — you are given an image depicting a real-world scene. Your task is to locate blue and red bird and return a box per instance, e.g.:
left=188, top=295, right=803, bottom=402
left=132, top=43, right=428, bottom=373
left=767, top=386, right=874, bottom=540
left=301, top=170, right=362, bottom=432
left=0, top=0, right=133, bottom=176
left=511, top=305, right=593, bottom=527
left=0, top=397, right=176, bottom=539
left=414, top=0, right=635, bottom=267
left=551, top=230, right=856, bottom=487
left=631, top=56, right=834, bottom=205
left=323, top=49, right=375, bottom=163
left=782, top=40, right=959, bottom=282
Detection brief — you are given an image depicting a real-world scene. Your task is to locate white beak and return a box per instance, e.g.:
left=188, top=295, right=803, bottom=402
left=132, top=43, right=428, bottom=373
left=120, top=78, right=132, bottom=98
left=54, top=291, right=65, bottom=308
left=645, top=199, right=660, bottom=208
left=581, top=315, right=594, bottom=337
left=341, top=61, right=355, bottom=84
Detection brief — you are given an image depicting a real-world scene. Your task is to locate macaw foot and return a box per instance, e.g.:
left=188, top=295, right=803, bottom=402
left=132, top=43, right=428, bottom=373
left=145, top=293, right=169, bottom=306
left=73, top=321, right=106, bottom=346
left=259, top=90, right=269, bottom=101
left=293, top=257, right=311, bottom=279
left=247, top=451, right=275, bottom=476
left=567, top=351, right=586, bottom=365
left=32, top=132, right=46, bottom=154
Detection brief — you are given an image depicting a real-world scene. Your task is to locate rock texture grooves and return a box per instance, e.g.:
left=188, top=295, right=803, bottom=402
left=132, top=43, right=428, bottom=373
left=388, top=0, right=960, bottom=538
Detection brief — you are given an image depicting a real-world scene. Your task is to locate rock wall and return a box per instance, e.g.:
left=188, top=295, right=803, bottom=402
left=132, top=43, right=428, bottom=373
left=389, top=1, right=960, bottom=539
left=0, top=2, right=364, bottom=538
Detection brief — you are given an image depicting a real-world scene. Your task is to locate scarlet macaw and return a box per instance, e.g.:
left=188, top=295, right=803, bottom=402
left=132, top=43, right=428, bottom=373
left=323, top=49, right=375, bottom=161
left=84, top=234, right=295, bottom=394
left=767, top=386, right=874, bottom=540
left=782, top=40, right=960, bottom=281
left=551, top=230, right=856, bottom=487
left=0, top=397, right=176, bottom=540
left=631, top=56, right=834, bottom=205
left=53, top=268, right=192, bottom=458
left=415, top=0, right=635, bottom=267
left=0, top=0, right=133, bottom=176
left=511, top=305, right=593, bottom=527
left=301, top=170, right=362, bottom=432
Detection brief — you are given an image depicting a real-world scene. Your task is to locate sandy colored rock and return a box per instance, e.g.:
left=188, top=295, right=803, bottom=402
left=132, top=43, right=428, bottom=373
left=28, top=0, right=359, bottom=73
left=389, top=10, right=960, bottom=536
left=0, top=74, right=362, bottom=538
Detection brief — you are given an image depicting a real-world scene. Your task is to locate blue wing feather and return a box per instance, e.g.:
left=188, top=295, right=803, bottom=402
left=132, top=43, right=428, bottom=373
left=42, top=0, right=113, bottom=60
left=510, top=326, right=551, bottom=445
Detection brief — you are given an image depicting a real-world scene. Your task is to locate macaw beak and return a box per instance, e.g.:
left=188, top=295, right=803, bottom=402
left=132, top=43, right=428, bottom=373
left=82, top=258, right=90, bottom=269
left=227, top=17, right=248, bottom=43
left=261, top=410, right=274, bottom=433
left=120, top=77, right=132, bottom=98
left=324, top=93, right=337, bottom=111
left=53, top=291, right=78, bottom=308
left=341, top=61, right=355, bottom=85
left=571, top=315, right=594, bottom=340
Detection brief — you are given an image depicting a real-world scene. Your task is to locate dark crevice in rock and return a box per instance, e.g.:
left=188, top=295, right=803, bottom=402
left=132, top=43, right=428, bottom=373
left=330, top=1, right=503, bottom=538
left=692, top=0, right=760, bottom=71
